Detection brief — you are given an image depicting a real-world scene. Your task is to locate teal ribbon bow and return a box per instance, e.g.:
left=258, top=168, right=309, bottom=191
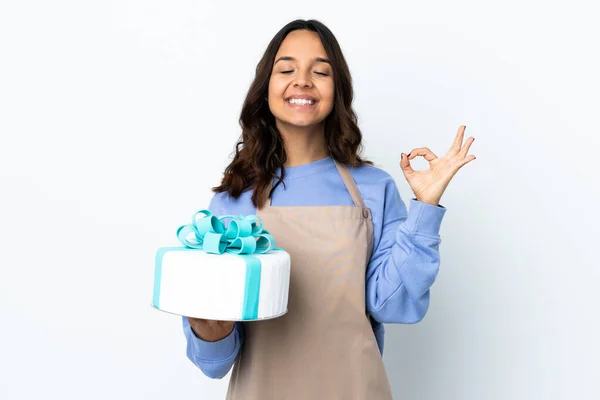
left=176, top=210, right=277, bottom=255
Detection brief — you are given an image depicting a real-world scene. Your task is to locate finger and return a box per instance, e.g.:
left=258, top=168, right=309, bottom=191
left=450, top=125, right=466, bottom=153
left=399, top=153, right=414, bottom=174
left=458, top=154, right=476, bottom=167
left=407, top=147, right=438, bottom=161
left=459, top=136, right=475, bottom=158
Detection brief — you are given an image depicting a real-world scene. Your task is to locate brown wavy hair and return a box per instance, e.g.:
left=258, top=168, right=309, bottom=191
left=212, top=19, right=372, bottom=208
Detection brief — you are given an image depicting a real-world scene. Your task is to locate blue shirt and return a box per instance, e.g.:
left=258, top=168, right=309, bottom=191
left=183, top=156, right=446, bottom=379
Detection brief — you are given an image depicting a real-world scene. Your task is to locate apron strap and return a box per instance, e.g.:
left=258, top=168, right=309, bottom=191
left=260, top=184, right=272, bottom=210
left=333, top=160, right=366, bottom=208
left=260, top=176, right=278, bottom=209
left=335, top=159, right=373, bottom=322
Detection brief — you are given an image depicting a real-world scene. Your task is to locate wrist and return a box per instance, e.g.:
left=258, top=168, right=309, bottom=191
left=415, top=196, right=440, bottom=206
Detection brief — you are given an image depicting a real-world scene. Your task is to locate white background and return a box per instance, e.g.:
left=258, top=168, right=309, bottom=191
left=1, top=1, right=599, bottom=399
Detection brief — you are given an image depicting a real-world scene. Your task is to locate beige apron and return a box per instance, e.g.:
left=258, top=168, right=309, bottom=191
left=226, top=160, right=393, bottom=400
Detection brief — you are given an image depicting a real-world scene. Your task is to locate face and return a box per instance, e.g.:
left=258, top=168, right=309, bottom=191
left=268, top=30, right=335, bottom=129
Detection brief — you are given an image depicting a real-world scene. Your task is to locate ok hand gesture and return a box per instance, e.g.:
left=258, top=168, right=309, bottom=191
left=400, top=125, right=476, bottom=206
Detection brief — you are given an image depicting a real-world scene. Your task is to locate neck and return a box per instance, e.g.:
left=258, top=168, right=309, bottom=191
left=277, top=121, right=329, bottom=167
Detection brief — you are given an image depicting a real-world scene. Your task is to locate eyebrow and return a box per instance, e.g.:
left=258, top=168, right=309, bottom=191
left=274, top=56, right=331, bottom=65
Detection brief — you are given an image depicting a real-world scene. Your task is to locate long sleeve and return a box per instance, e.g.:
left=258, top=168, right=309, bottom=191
left=366, top=178, right=447, bottom=324
left=182, top=317, right=244, bottom=379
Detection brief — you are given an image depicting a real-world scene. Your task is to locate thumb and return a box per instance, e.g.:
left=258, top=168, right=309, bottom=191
left=399, top=153, right=414, bottom=175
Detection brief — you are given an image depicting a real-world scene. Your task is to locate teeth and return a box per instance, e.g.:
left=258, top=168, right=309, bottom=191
left=288, top=98, right=314, bottom=105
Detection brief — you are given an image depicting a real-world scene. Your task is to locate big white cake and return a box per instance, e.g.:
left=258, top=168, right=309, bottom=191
left=152, top=209, right=291, bottom=321
left=153, top=247, right=290, bottom=320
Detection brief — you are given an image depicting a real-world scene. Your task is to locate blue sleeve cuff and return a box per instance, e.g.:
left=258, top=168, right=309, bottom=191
left=404, top=198, right=447, bottom=236
left=190, top=324, right=238, bottom=362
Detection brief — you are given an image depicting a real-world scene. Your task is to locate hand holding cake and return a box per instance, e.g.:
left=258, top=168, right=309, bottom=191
left=187, top=318, right=235, bottom=342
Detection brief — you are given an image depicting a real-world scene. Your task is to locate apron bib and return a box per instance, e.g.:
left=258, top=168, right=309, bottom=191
left=226, top=160, right=393, bottom=400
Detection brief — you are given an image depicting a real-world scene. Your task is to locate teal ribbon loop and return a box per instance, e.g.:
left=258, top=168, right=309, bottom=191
left=176, top=210, right=278, bottom=255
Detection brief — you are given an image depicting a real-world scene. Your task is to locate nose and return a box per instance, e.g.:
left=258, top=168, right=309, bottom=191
left=293, top=69, right=313, bottom=88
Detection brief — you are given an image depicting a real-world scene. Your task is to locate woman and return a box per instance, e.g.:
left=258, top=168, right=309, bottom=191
left=182, top=19, right=475, bottom=399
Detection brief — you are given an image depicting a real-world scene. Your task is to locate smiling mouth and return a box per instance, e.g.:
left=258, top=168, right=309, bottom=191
left=286, top=98, right=316, bottom=106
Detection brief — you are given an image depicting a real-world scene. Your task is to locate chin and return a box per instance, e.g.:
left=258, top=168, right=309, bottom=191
left=277, top=115, right=326, bottom=129
left=287, top=119, right=317, bottom=127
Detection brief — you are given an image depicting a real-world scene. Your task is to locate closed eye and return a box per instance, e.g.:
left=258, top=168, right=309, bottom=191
left=280, top=70, right=329, bottom=76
